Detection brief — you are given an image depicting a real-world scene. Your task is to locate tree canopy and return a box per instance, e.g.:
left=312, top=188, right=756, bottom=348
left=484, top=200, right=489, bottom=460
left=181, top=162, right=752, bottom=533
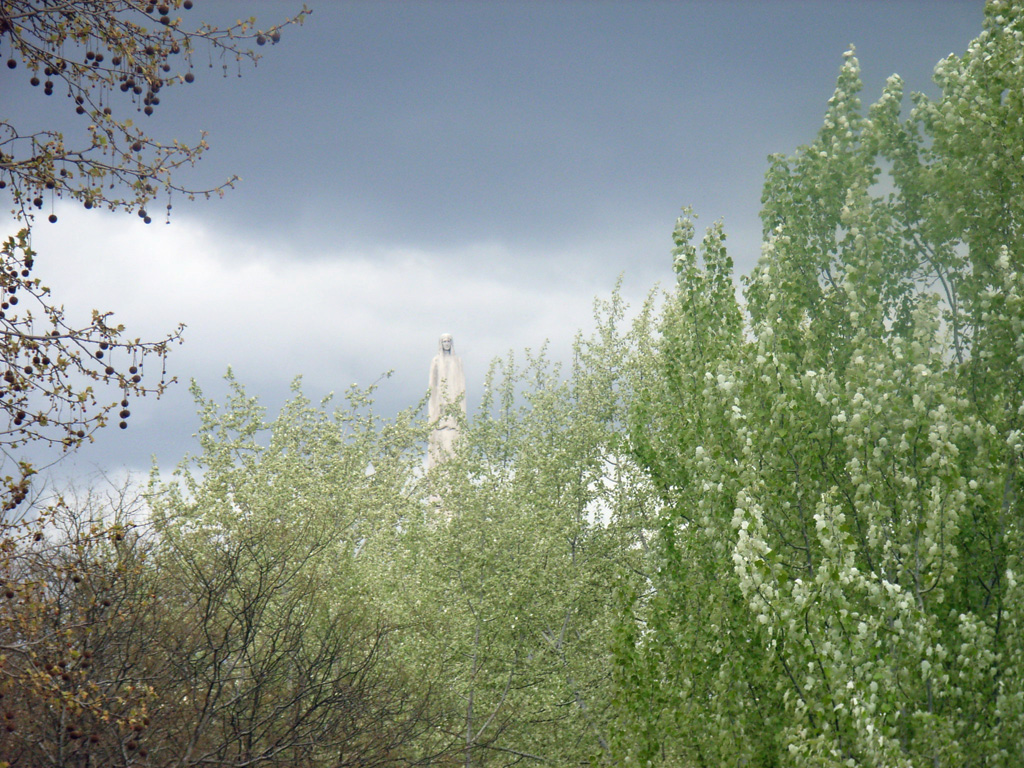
left=613, top=3, right=1024, bottom=764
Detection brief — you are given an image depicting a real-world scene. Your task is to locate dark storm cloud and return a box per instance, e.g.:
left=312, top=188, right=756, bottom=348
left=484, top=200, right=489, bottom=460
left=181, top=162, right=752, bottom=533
left=161, top=1, right=981, bottom=270
left=3, top=0, right=983, bottom=480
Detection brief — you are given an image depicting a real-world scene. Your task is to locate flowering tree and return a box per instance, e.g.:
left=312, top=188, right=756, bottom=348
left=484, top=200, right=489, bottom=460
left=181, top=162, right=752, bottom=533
left=613, top=2, right=1024, bottom=765
left=145, top=374, right=451, bottom=767
left=372, top=293, right=659, bottom=767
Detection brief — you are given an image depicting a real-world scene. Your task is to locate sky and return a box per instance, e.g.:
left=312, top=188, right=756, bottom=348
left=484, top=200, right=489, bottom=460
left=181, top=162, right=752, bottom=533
left=3, top=0, right=984, bottom=483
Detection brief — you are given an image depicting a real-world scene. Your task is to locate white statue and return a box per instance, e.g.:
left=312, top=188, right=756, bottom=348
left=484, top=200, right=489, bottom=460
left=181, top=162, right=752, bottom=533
left=428, top=333, right=465, bottom=468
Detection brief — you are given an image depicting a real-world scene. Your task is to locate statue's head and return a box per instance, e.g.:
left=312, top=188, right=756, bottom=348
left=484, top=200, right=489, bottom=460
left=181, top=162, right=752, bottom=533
left=439, top=334, right=453, bottom=353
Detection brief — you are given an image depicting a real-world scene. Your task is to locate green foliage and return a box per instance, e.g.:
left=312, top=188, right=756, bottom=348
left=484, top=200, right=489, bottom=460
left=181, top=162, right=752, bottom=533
left=143, top=374, right=449, bottom=765
left=137, top=321, right=660, bottom=767
left=154, top=372, right=424, bottom=558
left=373, top=291, right=659, bottom=766
left=613, top=4, right=1024, bottom=765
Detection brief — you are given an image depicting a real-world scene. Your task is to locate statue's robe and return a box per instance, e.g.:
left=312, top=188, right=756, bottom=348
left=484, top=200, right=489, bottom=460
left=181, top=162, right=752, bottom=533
left=428, top=336, right=465, bottom=468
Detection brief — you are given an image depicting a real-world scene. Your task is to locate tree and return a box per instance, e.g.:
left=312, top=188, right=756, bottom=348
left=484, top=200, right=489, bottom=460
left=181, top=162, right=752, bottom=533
left=0, top=484, right=161, bottom=768
left=1, top=1, right=309, bottom=219
left=373, top=292, right=659, bottom=767
left=145, top=373, right=453, bottom=767
left=0, top=1, right=309, bottom=507
left=611, top=216, right=781, bottom=766
left=612, top=2, right=1024, bottom=765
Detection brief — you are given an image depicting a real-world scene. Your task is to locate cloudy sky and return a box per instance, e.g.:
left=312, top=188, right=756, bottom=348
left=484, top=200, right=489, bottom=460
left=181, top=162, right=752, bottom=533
left=4, top=0, right=982, bottom=482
